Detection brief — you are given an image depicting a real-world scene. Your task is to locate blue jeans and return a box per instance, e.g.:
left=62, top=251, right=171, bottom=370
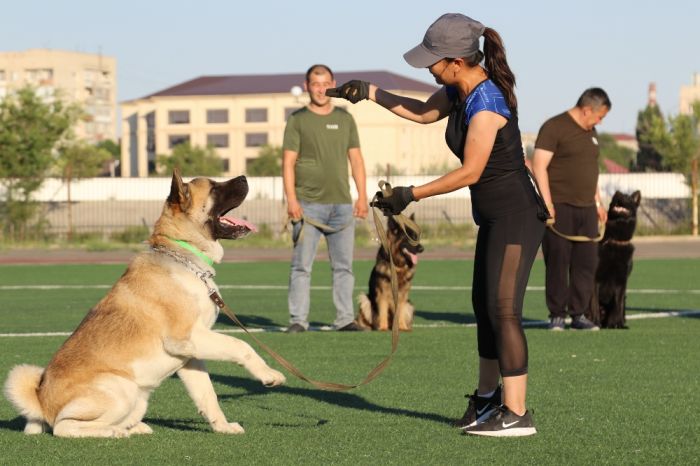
left=288, top=201, right=355, bottom=329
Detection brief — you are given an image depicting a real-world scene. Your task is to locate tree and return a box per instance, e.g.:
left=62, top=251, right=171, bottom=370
left=55, top=142, right=112, bottom=240
left=634, top=104, right=666, bottom=172
left=0, top=86, right=80, bottom=240
left=643, top=101, right=700, bottom=235
left=597, top=133, right=635, bottom=172
left=96, top=139, right=120, bottom=160
left=96, top=139, right=121, bottom=176
left=156, top=143, right=224, bottom=177
left=247, top=144, right=282, bottom=176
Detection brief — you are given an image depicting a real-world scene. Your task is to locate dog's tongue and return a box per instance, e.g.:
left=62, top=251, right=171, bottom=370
left=220, top=216, right=258, bottom=233
left=403, top=248, right=418, bottom=265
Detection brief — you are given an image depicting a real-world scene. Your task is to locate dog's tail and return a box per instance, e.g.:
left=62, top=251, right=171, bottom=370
left=356, top=294, right=373, bottom=330
left=4, top=364, right=47, bottom=433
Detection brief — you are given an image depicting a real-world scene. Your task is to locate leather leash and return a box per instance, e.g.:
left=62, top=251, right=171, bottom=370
left=208, top=181, right=420, bottom=392
left=546, top=218, right=605, bottom=243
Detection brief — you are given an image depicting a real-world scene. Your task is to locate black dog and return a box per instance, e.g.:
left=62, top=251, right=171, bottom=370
left=588, top=190, right=641, bottom=329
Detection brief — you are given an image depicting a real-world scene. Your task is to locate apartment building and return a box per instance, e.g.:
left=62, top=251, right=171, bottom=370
left=680, top=72, right=700, bottom=115
left=0, top=48, right=117, bottom=143
left=120, top=71, right=463, bottom=177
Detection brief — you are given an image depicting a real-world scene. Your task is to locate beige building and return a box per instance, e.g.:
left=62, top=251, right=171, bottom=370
left=0, top=48, right=117, bottom=143
left=679, top=73, right=700, bottom=115
left=120, top=71, right=463, bottom=177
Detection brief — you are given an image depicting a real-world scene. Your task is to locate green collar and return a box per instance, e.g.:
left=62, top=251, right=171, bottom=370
left=168, top=238, right=214, bottom=267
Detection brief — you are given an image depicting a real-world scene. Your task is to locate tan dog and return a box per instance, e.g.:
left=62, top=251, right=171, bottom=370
left=356, top=214, right=423, bottom=331
left=4, top=171, right=285, bottom=438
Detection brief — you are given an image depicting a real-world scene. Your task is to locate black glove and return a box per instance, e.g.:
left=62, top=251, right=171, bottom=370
left=370, top=186, right=415, bottom=216
left=325, top=80, right=370, bottom=104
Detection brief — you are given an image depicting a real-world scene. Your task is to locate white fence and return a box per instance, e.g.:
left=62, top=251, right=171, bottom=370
left=5, top=173, right=691, bottom=202
left=0, top=173, right=694, bottom=236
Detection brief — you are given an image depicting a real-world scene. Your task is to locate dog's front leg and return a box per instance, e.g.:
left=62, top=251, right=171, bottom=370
left=177, top=359, right=244, bottom=434
left=376, top=298, right=391, bottom=331
left=189, top=326, right=286, bottom=387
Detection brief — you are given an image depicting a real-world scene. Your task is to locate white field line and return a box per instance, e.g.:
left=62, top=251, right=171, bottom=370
left=1, top=310, right=699, bottom=338
left=2, top=284, right=700, bottom=294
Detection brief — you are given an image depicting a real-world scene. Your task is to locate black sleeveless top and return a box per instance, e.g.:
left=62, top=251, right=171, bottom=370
left=444, top=83, right=548, bottom=223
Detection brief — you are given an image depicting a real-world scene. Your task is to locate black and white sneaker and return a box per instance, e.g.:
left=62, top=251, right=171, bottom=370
left=452, top=385, right=502, bottom=428
left=571, top=315, right=600, bottom=331
left=463, top=405, right=537, bottom=437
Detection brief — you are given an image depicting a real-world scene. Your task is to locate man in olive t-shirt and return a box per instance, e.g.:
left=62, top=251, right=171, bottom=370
left=282, top=64, right=368, bottom=333
left=532, top=88, right=610, bottom=331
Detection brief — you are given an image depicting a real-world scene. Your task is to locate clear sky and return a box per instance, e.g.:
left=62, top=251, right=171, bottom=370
left=2, top=0, right=698, bottom=135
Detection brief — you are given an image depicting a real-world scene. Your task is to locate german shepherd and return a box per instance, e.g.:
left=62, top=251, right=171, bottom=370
left=588, top=190, right=641, bottom=329
left=4, top=171, right=286, bottom=438
left=356, top=214, right=423, bottom=331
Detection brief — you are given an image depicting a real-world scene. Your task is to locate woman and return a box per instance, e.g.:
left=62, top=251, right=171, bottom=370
left=329, top=13, right=547, bottom=437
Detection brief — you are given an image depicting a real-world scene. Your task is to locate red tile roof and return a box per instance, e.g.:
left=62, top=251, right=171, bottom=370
left=610, top=133, right=637, bottom=142
left=141, top=71, right=437, bottom=99
left=603, top=158, right=629, bottom=174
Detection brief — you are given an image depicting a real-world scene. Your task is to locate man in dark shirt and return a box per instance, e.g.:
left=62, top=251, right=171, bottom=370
left=532, top=88, right=610, bottom=331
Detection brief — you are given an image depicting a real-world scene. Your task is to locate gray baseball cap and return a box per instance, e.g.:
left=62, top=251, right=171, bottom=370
left=404, top=13, right=485, bottom=68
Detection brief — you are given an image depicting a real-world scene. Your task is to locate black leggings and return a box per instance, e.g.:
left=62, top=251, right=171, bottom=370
left=472, top=206, right=544, bottom=377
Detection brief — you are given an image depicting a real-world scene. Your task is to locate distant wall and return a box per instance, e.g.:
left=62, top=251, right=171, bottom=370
left=0, top=173, right=693, bottom=236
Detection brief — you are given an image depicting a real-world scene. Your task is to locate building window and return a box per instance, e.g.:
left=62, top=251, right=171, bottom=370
left=207, top=109, right=228, bottom=124
left=26, top=68, right=53, bottom=85
left=146, top=112, right=156, bottom=153
left=245, top=132, right=268, bottom=147
left=245, top=108, right=268, bottom=123
left=168, top=110, right=190, bottom=125
left=94, top=87, right=110, bottom=101
left=284, top=107, right=301, bottom=121
left=0, top=70, right=5, bottom=81
left=207, top=133, right=229, bottom=148
left=221, top=158, right=230, bottom=172
left=169, top=134, right=190, bottom=148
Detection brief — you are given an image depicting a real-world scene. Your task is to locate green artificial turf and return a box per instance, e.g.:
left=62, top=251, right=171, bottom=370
left=0, top=259, right=698, bottom=464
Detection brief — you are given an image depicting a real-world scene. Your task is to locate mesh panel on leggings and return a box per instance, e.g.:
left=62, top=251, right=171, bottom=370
left=494, top=244, right=529, bottom=377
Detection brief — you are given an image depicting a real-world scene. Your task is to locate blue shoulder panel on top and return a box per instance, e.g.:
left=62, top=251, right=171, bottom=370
left=465, top=80, right=511, bottom=123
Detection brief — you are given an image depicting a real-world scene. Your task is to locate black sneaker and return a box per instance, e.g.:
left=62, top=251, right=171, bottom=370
left=571, top=315, right=600, bottom=331
left=548, top=317, right=565, bottom=331
left=337, top=322, right=363, bottom=331
left=452, top=386, right=502, bottom=428
left=463, top=405, right=537, bottom=437
left=285, top=323, right=306, bottom=333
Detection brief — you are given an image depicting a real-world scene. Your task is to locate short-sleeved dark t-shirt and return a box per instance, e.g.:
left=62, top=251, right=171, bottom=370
left=535, top=111, right=600, bottom=207
left=283, top=107, right=360, bottom=204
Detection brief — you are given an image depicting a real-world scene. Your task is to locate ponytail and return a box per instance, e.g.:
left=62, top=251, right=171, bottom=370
left=481, top=27, right=518, bottom=115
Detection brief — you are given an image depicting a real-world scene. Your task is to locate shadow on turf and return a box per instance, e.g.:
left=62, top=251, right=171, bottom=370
left=414, top=309, right=475, bottom=325
left=0, top=416, right=213, bottom=434
left=216, top=314, right=280, bottom=328
left=0, top=417, right=26, bottom=433
left=415, top=309, right=547, bottom=328
left=212, top=373, right=455, bottom=426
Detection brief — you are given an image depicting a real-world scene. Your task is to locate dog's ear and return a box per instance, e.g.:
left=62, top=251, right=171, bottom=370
left=631, top=190, right=641, bottom=206
left=167, top=169, right=191, bottom=211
